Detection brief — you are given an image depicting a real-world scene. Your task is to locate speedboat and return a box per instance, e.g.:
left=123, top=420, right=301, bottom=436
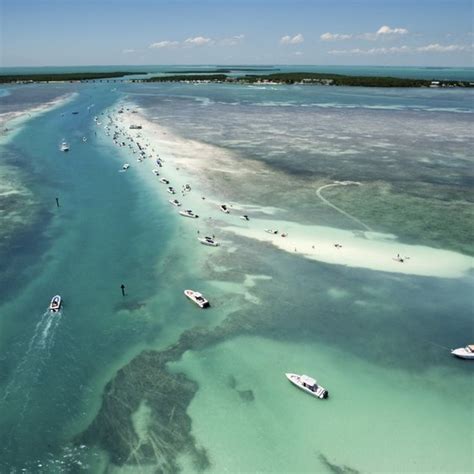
left=152, top=169, right=160, bottom=176
left=451, top=345, right=474, bottom=360
left=184, top=289, right=210, bottom=308
left=60, top=141, right=69, bottom=152
left=179, top=209, right=199, bottom=218
left=265, top=229, right=278, bottom=235
left=122, top=163, right=130, bottom=170
left=160, top=178, right=170, bottom=184
left=199, top=236, right=219, bottom=247
left=220, top=204, right=229, bottom=214
left=240, top=215, right=250, bottom=221
left=285, top=373, right=329, bottom=399
left=169, top=199, right=181, bottom=207
left=49, top=295, right=62, bottom=312
left=167, top=187, right=176, bottom=194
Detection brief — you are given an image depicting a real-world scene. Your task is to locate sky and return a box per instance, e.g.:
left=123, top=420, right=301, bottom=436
left=1, top=0, right=473, bottom=67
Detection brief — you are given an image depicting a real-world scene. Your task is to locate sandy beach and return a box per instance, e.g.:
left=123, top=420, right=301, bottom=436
left=110, top=106, right=473, bottom=279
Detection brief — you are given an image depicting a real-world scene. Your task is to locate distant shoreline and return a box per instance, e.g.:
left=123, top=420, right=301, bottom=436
left=1, top=70, right=472, bottom=88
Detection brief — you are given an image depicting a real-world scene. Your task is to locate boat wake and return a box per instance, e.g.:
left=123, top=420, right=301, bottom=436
left=316, top=181, right=373, bottom=232
left=0, top=310, right=63, bottom=406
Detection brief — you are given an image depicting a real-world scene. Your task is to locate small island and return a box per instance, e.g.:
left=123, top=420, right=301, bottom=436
left=1, top=70, right=472, bottom=88
left=143, top=71, right=473, bottom=88
left=0, top=71, right=147, bottom=84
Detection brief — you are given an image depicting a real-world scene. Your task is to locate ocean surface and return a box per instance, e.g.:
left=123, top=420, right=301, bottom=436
left=0, top=70, right=473, bottom=473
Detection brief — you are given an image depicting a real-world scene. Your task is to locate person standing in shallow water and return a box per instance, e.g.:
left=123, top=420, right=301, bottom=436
left=121, top=284, right=126, bottom=296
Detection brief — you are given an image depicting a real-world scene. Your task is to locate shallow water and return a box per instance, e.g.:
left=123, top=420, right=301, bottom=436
left=0, top=80, right=472, bottom=472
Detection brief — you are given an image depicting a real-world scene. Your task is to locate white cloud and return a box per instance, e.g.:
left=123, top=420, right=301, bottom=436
left=183, top=36, right=213, bottom=46
left=376, top=25, right=408, bottom=35
left=358, top=25, right=409, bottom=40
left=320, top=32, right=352, bottom=41
left=416, top=43, right=467, bottom=52
left=329, top=46, right=410, bottom=55
left=220, top=34, right=245, bottom=46
left=280, top=33, right=304, bottom=45
left=328, top=43, right=470, bottom=55
left=149, top=40, right=179, bottom=49
left=122, top=49, right=135, bottom=54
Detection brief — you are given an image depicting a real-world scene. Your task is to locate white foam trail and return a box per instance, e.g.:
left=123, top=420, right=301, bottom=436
left=316, top=181, right=373, bottom=232
left=0, top=310, right=62, bottom=404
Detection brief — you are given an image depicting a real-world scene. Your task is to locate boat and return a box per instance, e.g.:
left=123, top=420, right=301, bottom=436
left=122, top=163, right=130, bottom=170
left=285, top=373, right=328, bottom=399
left=198, top=236, right=219, bottom=247
left=265, top=229, right=278, bottom=235
left=220, top=204, right=229, bottom=214
left=451, top=345, right=474, bottom=360
left=184, top=289, right=210, bottom=308
left=60, top=141, right=69, bottom=152
left=82, top=137, right=87, bottom=142
left=167, top=187, right=176, bottom=194
left=179, top=209, right=199, bottom=218
left=240, top=215, right=250, bottom=221
left=160, top=178, right=170, bottom=184
left=49, top=295, right=62, bottom=312
left=169, top=199, right=181, bottom=207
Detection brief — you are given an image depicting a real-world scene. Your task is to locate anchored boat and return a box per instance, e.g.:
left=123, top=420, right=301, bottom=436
left=198, top=236, right=219, bottom=247
left=179, top=209, right=199, bottom=218
left=184, top=289, right=210, bottom=308
left=49, top=295, right=62, bottom=312
left=285, top=373, right=329, bottom=399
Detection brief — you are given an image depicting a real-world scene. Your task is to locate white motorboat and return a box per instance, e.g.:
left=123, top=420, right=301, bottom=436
left=179, top=209, right=199, bottom=218
left=122, top=163, right=130, bottom=170
left=265, top=229, right=278, bottom=235
left=160, top=178, right=170, bottom=184
left=152, top=169, right=160, bottom=176
left=220, top=204, right=229, bottom=214
left=451, top=345, right=474, bottom=360
left=167, top=187, right=176, bottom=194
left=285, top=373, right=329, bottom=399
left=49, top=295, right=62, bottom=312
left=184, top=289, right=210, bottom=308
left=82, top=137, right=87, bottom=142
left=169, top=199, right=181, bottom=207
left=198, top=236, right=219, bottom=247
left=240, top=215, right=250, bottom=221
left=60, top=141, right=69, bottom=152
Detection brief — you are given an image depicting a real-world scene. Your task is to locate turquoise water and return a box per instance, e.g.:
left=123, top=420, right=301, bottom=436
left=0, top=79, right=473, bottom=472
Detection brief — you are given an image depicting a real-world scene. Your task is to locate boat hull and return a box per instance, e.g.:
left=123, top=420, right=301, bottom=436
left=285, top=373, right=328, bottom=399
left=49, top=295, right=62, bottom=312
left=451, top=348, right=474, bottom=359
left=184, top=290, right=210, bottom=308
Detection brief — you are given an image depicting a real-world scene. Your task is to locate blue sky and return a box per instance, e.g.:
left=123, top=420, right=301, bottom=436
left=1, top=0, right=472, bottom=67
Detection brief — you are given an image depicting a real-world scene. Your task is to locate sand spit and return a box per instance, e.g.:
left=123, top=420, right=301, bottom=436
left=112, top=106, right=473, bottom=279
left=0, top=92, right=78, bottom=144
